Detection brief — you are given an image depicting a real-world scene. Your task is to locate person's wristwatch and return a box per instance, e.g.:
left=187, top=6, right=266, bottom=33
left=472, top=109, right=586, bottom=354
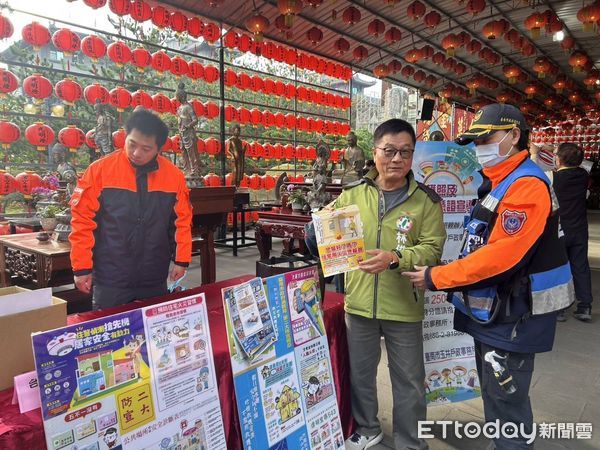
left=388, top=249, right=401, bottom=270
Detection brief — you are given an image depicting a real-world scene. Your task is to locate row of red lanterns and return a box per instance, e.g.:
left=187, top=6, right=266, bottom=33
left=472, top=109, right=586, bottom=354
left=0, top=170, right=51, bottom=196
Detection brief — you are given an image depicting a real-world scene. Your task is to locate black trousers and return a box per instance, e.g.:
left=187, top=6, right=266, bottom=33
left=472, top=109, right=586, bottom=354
left=475, top=341, right=535, bottom=450
left=92, top=282, right=168, bottom=310
left=564, top=231, right=593, bottom=310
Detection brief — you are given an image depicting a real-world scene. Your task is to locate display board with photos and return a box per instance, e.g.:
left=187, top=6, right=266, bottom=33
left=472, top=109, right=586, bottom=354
left=32, top=294, right=226, bottom=450
left=222, top=267, right=345, bottom=450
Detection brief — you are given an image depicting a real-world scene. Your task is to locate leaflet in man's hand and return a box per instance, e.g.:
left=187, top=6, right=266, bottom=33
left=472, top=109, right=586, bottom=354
left=312, top=205, right=366, bottom=277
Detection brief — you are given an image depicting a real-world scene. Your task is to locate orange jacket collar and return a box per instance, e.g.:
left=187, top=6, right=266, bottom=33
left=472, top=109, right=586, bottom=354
left=482, top=150, right=529, bottom=187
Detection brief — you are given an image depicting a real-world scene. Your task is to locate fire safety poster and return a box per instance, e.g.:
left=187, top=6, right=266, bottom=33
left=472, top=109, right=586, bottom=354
left=32, top=294, right=226, bottom=450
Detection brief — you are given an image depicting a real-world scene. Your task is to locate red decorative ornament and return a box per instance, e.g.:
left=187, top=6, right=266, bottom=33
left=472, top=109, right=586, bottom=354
left=161, top=136, right=172, bottom=153
left=584, top=69, right=600, bottom=89
left=131, top=46, right=151, bottom=72
left=384, top=27, right=402, bottom=44
left=23, top=74, right=53, bottom=103
left=107, top=41, right=132, bottom=67
left=0, top=121, right=20, bottom=149
left=205, top=138, right=220, bottom=157
left=367, top=19, right=385, bottom=37
left=503, top=65, right=521, bottom=84
left=404, top=47, right=423, bottom=64
left=151, top=5, right=171, bottom=29
left=238, top=72, right=252, bottom=90
left=441, top=34, right=460, bottom=56
left=246, top=13, right=270, bottom=42
left=203, top=65, right=220, bottom=83
left=170, top=11, right=188, bottom=33
left=188, top=60, right=204, bottom=81
left=130, top=0, right=152, bottom=22
left=25, top=122, right=55, bottom=151
left=187, top=17, right=204, bottom=38
left=109, top=0, right=131, bottom=16
left=577, top=3, right=600, bottom=33
left=152, top=93, right=171, bottom=114
left=466, top=40, right=482, bottom=54
left=238, top=107, right=251, bottom=124
left=22, top=22, right=51, bottom=50
left=85, top=129, right=97, bottom=151
left=407, top=1, right=426, bottom=20
left=0, top=14, right=14, bottom=40
left=15, top=171, right=44, bottom=195
left=112, top=127, right=126, bottom=148
left=524, top=83, right=539, bottom=98
left=306, top=26, right=323, bottom=45
left=524, top=12, right=546, bottom=39
left=352, top=45, right=368, bottom=61
left=533, top=57, right=551, bottom=78
left=388, top=59, right=402, bottom=73
left=424, top=11, right=441, bottom=29
left=55, top=78, right=82, bottom=105
left=552, top=75, right=567, bottom=94
left=202, top=22, right=221, bottom=44
left=170, top=56, right=189, bottom=77
left=205, top=102, right=220, bottom=119
left=0, top=68, right=18, bottom=98
left=560, top=36, right=575, bottom=52
left=342, top=6, right=361, bottom=25
left=0, top=170, right=17, bottom=195
left=109, top=86, right=131, bottom=112
left=52, top=28, right=81, bottom=56
left=83, top=0, right=107, bottom=8
left=223, top=31, right=239, bottom=49
left=278, top=0, right=303, bottom=27
left=413, top=70, right=426, bottom=83
left=467, top=0, right=486, bottom=15
left=401, top=66, right=415, bottom=78
left=81, top=35, right=106, bottom=62
left=151, top=50, right=171, bottom=74
left=432, top=52, right=446, bottom=65
left=58, top=125, right=85, bottom=152
left=482, top=20, right=505, bottom=40
left=224, top=105, right=237, bottom=122
left=306, top=0, right=323, bottom=7
left=84, top=83, right=109, bottom=104
left=569, top=51, right=589, bottom=73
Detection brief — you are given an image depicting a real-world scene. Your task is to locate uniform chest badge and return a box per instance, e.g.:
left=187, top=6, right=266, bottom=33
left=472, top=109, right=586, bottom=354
left=397, top=216, right=414, bottom=233
left=501, top=209, right=527, bottom=235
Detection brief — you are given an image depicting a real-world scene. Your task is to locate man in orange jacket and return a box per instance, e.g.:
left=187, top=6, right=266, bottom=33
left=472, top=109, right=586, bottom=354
left=70, top=109, right=192, bottom=309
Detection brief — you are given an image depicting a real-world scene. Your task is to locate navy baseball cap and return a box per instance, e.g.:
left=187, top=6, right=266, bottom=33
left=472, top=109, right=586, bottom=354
left=456, top=103, right=529, bottom=146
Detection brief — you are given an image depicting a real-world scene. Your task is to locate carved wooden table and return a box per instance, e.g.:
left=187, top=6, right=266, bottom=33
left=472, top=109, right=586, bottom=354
left=0, top=233, right=72, bottom=288
left=255, top=209, right=312, bottom=259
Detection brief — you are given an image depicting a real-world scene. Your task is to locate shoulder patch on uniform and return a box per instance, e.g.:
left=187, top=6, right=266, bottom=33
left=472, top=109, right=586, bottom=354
left=501, top=209, right=527, bottom=235
left=342, top=178, right=367, bottom=190
left=417, top=182, right=442, bottom=203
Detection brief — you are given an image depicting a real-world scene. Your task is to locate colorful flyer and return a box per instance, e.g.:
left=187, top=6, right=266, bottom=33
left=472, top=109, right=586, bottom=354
left=285, top=267, right=326, bottom=346
left=312, top=205, right=366, bottom=277
left=32, top=294, right=226, bottom=450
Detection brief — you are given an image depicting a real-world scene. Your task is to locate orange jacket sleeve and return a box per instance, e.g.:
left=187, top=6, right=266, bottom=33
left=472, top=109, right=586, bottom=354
left=69, top=165, right=102, bottom=275
left=428, top=177, right=551, bottom=291
left=172, top=175, right=192, bottom=266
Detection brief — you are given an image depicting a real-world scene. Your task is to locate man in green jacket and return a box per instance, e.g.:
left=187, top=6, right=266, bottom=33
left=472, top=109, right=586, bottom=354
left=333, top=119, right=446, bottom=450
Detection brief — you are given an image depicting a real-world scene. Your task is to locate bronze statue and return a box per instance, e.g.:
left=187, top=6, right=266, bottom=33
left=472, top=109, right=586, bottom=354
left=225, top=124, right=248, bottom=187
left=176, top=83, right=202, bottom=176
left=341, top=131, right=365, bottom=183
left=307, top=139, right=331, bottom=210
left=51, top=143, right=77, bottom=198
left=93, top=101, right=113, bottom=155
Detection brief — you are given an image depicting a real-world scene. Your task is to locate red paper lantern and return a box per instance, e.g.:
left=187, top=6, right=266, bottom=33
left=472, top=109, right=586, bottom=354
left=238, top=107, right=251, bottom=124
left=205, top=138, right=220, bottom=156
left=109, top=0, right=130, bottom=16
left=285, top=113, right=296, bottom=129
left=0, top=170, right=16, bottom=195
left=205, top=102, right=220, bottom=119
left=187, top=18, right=204, bottom=39
left=131, top=46, right=152, bottom=72
left=278, top=0, right=303, bottom=27
left=467, top=0, right=486, bottom=16
left=466, top=40, right=482, bottom=54
left=152, top=93, right=171, bottom=114
left=246, top=13, right=270, bottom=43
left=171, top=135, right=182, bottom=153
left=561, top=36, right=575, bottom=52
left=85, top=130, right=97, bottom=151
left=237, top=73, right=252, bottom=91
left=170, top=97, right=180, bottom=115
left=384, top=27, right=402, bottom=44
left=223, top=31, right=239, bottom=48
left=15, top=171, right=44, bottom=196
left=204, top=173, right=221, bottom=187
left=25, top=122, right=55, bottom=151
left=151, top=5, right=171, bottom=29
left=0, top=121, right=20, bottom=149
left=503, top=65, right=522, bottom=84
left=342, top=6, right=361, bottom=25
left=23, top=74, right=53, bottom=102
left=84, top=83, right=109, bottom=104
left=424, top=11, right=441, bottom=29
left=0, top=69, right=18, bottom=98
left=161, top=136, right=172, bottom=153
left=55, top=78, right=82, bottom=106
left=170, top=56, right=189, bottom=77
left=224, top=69, right=237, bottom=87
left=0, top=14, right=14, bottom=40
left=353, top=45, right=368, bottom=61
left=81, top=35, right=106, bottom=62
left=58, top=125, right=85, bottom=152
left=577, top=4, right=600, bottom=33
left=130, top=0, right=152, bottom=22
left=107, top=41, right=132, bottom=67
left=203, top=65, right=220, bottom=83
left=22, top=22, right=51, bottom=50
left=170, top=11, right=188, bottom=33
left=203, top=22, right=221, bottom=44
left=83, top=0, right=107, bottom=8
left=151, top=50, right=171, bottom=73
left=249, top=108, right=263, bottom=126
left=109, top=86, right=131, bottom=112
left=441, top=34, right=460, bottom=56
left=249, top=174, right=261, bottom=189
left=189, top=99, right=205, bottom=118
left=112, top=127, right=126, bottom=148
left=367, top=19, right=385, bottom=37
left=524, top=12, right=546, bottom=39
left=224, top=105, right=238, bottom=122
left=306, top=26, right=323, bottom=45
left=188, top=60, right=204, bottom=81
left=52, top=28, right=81, bottom=55
left=482, top=20, right=505, bottom=39
left=407, top=1, right=426, bottom=20
left=373, top=64, right=390, bottom=79
left=569, top=51, right=589, bottom=73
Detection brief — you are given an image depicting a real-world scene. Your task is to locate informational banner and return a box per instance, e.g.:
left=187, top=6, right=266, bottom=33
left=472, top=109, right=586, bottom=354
left=32, top=294, right=226, bottom=450
left=223, top=269, right=345, bottom=450
left=413, top=141, right=483, bottom=405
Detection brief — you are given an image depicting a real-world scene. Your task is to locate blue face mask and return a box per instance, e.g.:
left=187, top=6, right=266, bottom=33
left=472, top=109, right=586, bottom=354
left=475, top=132, right=513, bottom=168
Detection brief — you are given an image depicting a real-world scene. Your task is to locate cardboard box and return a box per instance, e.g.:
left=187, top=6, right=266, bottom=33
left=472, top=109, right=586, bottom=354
left=0, top=286, right=67, bottom=390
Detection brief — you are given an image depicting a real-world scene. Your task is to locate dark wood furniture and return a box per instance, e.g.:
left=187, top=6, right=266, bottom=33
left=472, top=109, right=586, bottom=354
left=8, top=218, right=42, bottom=235
left=190, top=186, right=236, bottom=284
left=255, top=208, right=313, bottom=259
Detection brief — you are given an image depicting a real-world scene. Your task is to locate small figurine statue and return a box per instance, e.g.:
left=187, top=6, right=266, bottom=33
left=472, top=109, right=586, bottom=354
left=176, top=83, right=202, bottom=177
left=93, top=101, right=114, bottom=155
left=307, top=139, right=331, bottom=210
left=225, top=124, right=249, bottom=188
left=51, top=143, right=77, bottom=198
left=341, top=131, right=365, bottom=184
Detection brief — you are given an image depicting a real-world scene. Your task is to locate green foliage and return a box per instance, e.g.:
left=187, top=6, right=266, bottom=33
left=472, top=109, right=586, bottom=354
left=36, top=203, right=64, bottom=218
left=354, top=128, right=374, bottom=160
left=287, top=187, right=307, bottom=205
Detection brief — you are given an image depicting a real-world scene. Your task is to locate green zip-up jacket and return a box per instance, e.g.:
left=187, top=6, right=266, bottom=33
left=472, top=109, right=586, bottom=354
left=333, top=169, right=446, bottom=322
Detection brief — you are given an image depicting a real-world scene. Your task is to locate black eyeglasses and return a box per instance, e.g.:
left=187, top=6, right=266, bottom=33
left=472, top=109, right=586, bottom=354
left=374, top=146, right=414, bottom=160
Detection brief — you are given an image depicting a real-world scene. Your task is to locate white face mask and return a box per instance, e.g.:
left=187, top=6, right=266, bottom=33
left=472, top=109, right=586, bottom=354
left=475, top=132, right=513, bottom=168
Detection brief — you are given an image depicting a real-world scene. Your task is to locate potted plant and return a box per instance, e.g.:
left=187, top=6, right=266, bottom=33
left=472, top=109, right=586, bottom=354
left=37, top=204, right=64, bottom=233
left=287, top=185, right=306, bottom=211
